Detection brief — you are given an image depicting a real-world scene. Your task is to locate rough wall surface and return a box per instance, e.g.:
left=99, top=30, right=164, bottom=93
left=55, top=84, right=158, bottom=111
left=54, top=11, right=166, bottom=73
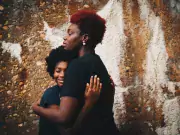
left=0, top=0, right=179, bottom=135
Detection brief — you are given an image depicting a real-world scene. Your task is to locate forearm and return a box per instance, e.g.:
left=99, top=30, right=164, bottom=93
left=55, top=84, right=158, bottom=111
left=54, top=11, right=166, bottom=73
left=33, top=97, right=78, bottom=124
left=33, top=105, right=66, bottom=123
left=71, top=103, right=93, bottom=134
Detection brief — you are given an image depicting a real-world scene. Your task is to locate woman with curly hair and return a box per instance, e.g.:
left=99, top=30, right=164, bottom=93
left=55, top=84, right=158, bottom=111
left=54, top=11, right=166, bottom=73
left=38, top=46, right=102, bottom=135
left=33, top=10, right=119, bottom=135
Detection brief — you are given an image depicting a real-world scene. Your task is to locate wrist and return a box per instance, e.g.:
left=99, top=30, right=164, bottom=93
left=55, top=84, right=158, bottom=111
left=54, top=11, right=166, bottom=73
left=84, top=102, right=93, bottom=109
left=32, top=104, right=41, bottom=115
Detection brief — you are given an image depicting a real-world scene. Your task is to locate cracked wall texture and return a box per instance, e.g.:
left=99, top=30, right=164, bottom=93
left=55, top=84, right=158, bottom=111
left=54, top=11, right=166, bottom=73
left=0, top=0, right=179, bottom=135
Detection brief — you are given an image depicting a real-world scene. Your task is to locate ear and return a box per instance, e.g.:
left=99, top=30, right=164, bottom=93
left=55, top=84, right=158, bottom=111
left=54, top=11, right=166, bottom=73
left=81, top=34, right=89, bottom=43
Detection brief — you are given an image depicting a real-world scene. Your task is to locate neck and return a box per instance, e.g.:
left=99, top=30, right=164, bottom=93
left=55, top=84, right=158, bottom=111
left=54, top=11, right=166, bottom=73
left=79, top=46, right=94, bottom=57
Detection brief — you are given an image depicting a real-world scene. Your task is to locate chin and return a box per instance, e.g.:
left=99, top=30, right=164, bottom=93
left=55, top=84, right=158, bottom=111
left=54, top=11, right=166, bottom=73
left=63, top=45, right=68, bottom=50
left=58, top=83, right=63, bottom=87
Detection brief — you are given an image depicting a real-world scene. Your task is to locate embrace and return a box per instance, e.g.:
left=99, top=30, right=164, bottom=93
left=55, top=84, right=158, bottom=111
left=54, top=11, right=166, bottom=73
left=32, top=10, right=120, bottom=135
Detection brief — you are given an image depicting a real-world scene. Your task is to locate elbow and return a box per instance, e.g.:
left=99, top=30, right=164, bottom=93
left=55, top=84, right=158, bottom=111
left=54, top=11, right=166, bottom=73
left=56, top=117, right=67, bottom=124
left=54, top=113, right=70, bottom=124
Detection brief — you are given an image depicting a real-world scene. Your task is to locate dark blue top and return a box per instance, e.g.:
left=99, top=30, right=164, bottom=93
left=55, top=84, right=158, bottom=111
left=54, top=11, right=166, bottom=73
left=39, top=85, right=61, bottom=135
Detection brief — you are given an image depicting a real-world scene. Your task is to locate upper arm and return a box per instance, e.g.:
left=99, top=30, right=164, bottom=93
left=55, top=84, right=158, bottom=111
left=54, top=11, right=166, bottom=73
left=58, top=60, right=88, bottom=123
left=57, top=96, right=79, bottom=123
left=33, top=97, right=78, bottom=124
left=61, top=60, right=88, bottom=102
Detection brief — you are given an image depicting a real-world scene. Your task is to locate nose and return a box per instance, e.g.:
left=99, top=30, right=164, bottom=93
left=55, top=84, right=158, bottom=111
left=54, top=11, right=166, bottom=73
left=59, top=71, right=65, bottom=78
left=63, top=35, right=67, bottom=41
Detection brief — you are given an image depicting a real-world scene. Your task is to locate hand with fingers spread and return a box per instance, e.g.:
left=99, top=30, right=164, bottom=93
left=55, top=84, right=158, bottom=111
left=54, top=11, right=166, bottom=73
left=84, top=75, right=102, bottom=106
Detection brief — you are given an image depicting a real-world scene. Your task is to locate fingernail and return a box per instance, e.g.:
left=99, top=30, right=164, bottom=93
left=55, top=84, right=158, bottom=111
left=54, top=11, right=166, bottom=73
left=95, top=75, right=97, bottom=78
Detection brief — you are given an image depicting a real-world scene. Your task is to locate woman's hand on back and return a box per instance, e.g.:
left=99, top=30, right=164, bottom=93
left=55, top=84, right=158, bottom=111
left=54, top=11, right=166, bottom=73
left=84, top=75, right=102, bottom=106
left=60, top=76, right=102, bottom=135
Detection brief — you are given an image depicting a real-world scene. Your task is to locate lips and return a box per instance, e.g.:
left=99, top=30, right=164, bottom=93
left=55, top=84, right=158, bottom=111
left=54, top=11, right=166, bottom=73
left=62, top=43, right=68, bottom=50
left=62, top=42, right=66, bottom=45
left=57, top=79, right=64, bottom=83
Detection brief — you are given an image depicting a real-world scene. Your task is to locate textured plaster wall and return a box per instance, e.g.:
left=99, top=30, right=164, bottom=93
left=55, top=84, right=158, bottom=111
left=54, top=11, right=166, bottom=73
left=0, top=0, right=179, bottom=135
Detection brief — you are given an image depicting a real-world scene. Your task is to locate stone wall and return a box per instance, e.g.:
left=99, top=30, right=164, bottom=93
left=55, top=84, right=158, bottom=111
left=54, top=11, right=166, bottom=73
left=0, top=0, right=179, bottom=135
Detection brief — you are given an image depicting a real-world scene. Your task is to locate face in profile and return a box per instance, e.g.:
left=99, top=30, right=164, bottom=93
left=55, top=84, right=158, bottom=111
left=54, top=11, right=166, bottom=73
left=53, top=61, right=68, bottom=87
left=62, top=24, right=82, bottom=50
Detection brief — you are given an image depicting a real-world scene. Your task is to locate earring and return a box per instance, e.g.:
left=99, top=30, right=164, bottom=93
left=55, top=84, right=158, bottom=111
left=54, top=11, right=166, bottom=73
left=83, top=41, right=86, bottom=46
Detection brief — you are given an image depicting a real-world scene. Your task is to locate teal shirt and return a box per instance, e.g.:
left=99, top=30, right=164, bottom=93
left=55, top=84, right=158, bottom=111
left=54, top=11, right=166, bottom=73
left=39, top=85, right=61, bottom=135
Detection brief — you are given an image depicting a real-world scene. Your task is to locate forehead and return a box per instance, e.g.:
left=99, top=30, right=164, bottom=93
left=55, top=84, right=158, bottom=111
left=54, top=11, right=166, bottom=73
left=68, top=24, right=80, bottom=32
left=56, top=61, right=68, bottom=68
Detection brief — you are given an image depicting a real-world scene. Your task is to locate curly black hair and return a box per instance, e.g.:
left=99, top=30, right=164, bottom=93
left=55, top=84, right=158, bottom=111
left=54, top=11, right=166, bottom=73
left=45, top=46, right=78, bottom=78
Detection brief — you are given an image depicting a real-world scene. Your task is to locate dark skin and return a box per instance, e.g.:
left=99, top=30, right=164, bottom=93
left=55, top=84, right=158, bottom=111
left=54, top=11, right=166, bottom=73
left=32, top=76, right=102, bottom=123
left=32, top=21, right=114, bottom=135
left=48, top=76, right=102, bottom=135
left=70, top=77, right=102, bottom=135
left=34, top=61, right=102, bottom=135
left=34, top=61, right=113, bottom=135
left=33, top=22, right=115, bottom=134
left=33, top=97, right=77, bottom=122
left=32, top=24, right=90, bottom=124
left=32, top=23, right=100, bottom=128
